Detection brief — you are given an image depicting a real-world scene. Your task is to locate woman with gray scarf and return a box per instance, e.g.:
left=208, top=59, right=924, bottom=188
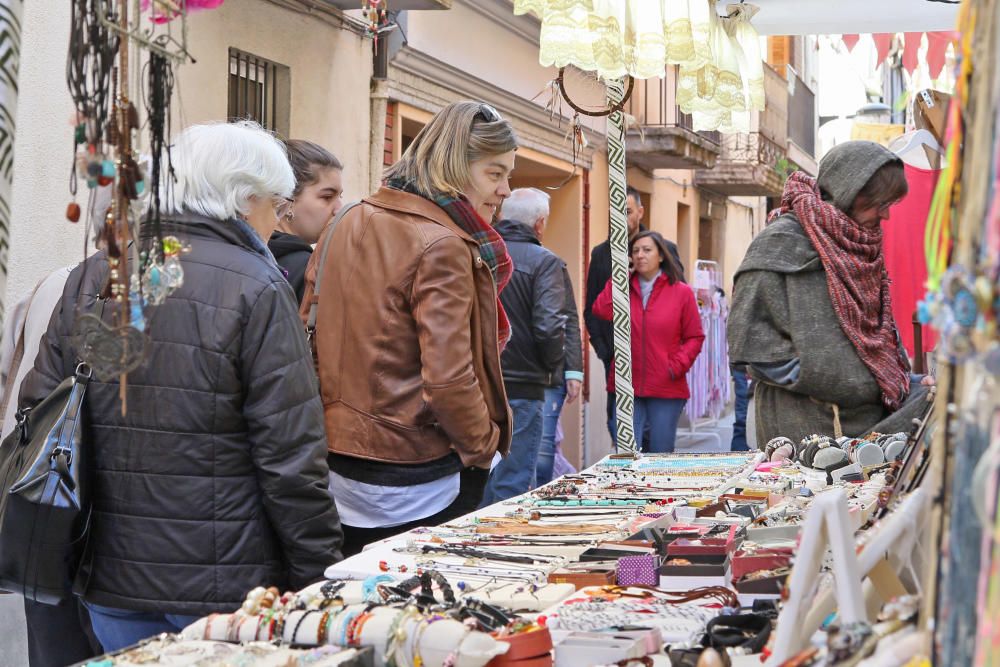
left=729, top=141, right=933, bottom=447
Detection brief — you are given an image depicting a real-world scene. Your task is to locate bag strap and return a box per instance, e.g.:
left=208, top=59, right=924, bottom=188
left=0, top=278, right=50, bottom=423
left=306, top=200, right=362, bottom=334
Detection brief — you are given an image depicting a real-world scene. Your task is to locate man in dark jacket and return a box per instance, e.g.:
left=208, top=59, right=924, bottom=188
left=481, top=188, right=565, bottom=504
left=537, top=242, right=584, bottom=486
left=584, top=185, right=684, bottom=439
left=19, top=122, right=343, bottom=652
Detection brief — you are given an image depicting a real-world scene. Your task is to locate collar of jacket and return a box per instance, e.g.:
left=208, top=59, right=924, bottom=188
left=630, top=271, right=671, bottom=294
left=494, top=219, right=541, bottom=245
left=367, top=187, right=478, bottom=245
left=157, top=211, right=264, bottom=252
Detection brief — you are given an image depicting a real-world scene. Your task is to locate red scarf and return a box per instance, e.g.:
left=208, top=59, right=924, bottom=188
left=769, top=171, right=910, bottom=410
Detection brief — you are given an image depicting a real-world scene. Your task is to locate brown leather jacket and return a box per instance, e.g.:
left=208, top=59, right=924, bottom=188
left=301, top=187, right=512, bottom=469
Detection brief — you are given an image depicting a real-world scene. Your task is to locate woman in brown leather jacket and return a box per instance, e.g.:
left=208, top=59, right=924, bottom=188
left=302, top=101, right=516, bottom=555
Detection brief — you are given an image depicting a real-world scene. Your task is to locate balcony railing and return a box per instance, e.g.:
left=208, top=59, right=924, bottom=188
left=720, top=132, right=786, bottom=169
left=787, top=67, right=816, bottom=157
left=626, top=73, right=721, bottom=147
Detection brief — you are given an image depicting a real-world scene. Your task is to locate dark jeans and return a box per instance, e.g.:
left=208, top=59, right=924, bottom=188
left=611, top=397, right=686, bottom=453
left=536, top=385, right=567, bottom=486
left=340, top=467, right=489, bottom=557
left=481, top=399, right=544, bottom=505
left=24, top=595, right=101, bottom=666
left=731, top=367, right=750, bottom=451
left=84, top=602, right=200, bottom=654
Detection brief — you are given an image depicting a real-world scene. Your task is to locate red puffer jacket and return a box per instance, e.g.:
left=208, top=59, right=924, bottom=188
left=593, top=273, right=705, bottom=399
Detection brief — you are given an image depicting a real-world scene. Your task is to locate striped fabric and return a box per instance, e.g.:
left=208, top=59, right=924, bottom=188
left=0, top=0, right=22, bottom=321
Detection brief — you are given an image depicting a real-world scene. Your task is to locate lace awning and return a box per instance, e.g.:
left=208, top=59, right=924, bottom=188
left=514, top=0, right=766, bottom=133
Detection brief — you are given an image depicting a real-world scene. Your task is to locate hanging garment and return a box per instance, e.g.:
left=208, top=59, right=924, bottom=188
left=883, top=163, right=940, bottom=359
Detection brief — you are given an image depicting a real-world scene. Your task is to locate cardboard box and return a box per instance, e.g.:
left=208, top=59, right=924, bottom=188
left=547, top=568, right=616, bottom=589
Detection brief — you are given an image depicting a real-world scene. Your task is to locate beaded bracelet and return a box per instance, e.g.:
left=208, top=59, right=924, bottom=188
left=337, top=610, right=361, bottom=647
left=411, top=615, right=446, bottom=667
left=202, top=613, right=219, bottom=640
left=316, top=610, right=332, bottom=645
left=289, top=610, right=318, bottom=645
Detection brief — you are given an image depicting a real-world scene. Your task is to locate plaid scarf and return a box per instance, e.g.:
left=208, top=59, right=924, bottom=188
left=388, top=179, right=513, bottom=350
left=769, top=171, right=910, bottom=410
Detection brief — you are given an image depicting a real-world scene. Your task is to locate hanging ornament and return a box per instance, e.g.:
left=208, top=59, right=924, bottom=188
left=361, top=0, right=393, bottom=53
left=141, top=0, right=225, bottom=24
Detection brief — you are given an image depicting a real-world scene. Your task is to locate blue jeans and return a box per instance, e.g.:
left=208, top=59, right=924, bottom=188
left=481, top=398, right=543, bottom=505
left=536, top=385, right=567, bottom=486
left=731, top=367, right=750, bottom=451
left=611, top=397, right=686, bottom=453
left=85, top=602, right=201, bottom=653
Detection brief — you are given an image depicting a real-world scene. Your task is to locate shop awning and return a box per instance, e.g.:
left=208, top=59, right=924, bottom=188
left=732, top=0, right=959, bottom=35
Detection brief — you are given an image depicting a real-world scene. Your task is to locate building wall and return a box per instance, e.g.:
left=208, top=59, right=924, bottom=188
left=5, top=0, right=80, bottom=310
left=175, top=0, right=373, bottom=200
left=5, top=0, right=373, bottom=312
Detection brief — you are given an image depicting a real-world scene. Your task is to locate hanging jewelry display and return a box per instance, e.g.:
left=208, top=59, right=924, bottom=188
left=134, top=50, right=187, bottom=314
left=66, top=0, right=120, bottom=221
left=68, top=0, right=191, bottom=407
left=361, top=0, right=395, bottom=54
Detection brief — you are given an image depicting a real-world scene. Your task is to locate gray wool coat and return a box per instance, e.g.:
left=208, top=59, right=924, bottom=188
left=728, top=213, right=929, bottom=447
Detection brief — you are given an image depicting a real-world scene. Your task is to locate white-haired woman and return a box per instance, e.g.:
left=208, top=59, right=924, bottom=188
left=19, top=121, right=343, bottom=652
left=302, top=101, right=515, bottom=555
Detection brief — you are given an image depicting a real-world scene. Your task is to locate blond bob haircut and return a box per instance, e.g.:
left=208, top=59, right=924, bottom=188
left=384, top=101, right=518, bottom=198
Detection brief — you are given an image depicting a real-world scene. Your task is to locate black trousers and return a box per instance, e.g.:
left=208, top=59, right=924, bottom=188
left=23, top=595, right=101, bottom=666
left=340, top=467, right=488, bottom=557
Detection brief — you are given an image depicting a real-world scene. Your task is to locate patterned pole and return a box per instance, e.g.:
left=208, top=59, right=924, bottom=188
left=0, top=0, right=21, bottom=320
left=606, top=77, right=637, bottom=454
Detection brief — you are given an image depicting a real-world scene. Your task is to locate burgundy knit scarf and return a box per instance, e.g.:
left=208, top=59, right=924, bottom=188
left=769, top=171, right=910, bottom=410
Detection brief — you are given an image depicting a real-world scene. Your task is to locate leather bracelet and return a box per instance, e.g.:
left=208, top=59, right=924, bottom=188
left=705, top=613, right=772, bottom=654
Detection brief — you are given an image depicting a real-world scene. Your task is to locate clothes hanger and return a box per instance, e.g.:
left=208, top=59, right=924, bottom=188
left=889, top=129, right=944, bottom=169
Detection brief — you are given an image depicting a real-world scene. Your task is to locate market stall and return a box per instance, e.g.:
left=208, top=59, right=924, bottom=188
left=7, top=0, right=1000, bottom=664
left=77, top=397, right=939, bottom=666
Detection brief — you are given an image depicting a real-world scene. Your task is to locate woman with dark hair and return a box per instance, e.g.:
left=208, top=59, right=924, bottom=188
left=729, top=140, right=934, bottom=446
left=593, top=230, right=705, bottom=453
left=268, top=139, right=344, bottom=303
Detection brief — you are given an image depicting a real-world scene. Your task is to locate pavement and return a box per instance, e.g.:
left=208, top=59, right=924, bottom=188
left=0, top=593, right=27, bottom=667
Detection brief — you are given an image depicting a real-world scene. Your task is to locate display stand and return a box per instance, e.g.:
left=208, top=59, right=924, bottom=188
left=768, top=487, right=930, bottom=665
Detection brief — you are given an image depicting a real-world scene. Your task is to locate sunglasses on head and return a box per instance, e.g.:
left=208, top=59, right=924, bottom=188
left=475, top=103, right=502, bottom=123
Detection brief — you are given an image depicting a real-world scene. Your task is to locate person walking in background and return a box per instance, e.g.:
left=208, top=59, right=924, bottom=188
left=531, top=200, right=584, bottom=487
left=593, top=231, right=704, bottom=453
left=730, top=365, right=751, bottom=451
left=268, top=139, right=344, bottom=303
left=18, top=121, right=344, bottom=652
left=481, top=188, right=566, bottom=504
left=584, top=186, right=684, bottom=440
left=303, top=101, right=515, bottom=554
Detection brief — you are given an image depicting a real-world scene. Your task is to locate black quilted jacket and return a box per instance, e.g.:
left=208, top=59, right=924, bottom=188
left=19, top=213, right=343, bottom=615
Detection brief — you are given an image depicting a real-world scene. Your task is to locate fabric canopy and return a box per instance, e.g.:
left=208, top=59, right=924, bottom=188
left=513, top=0, right=765, bottom=132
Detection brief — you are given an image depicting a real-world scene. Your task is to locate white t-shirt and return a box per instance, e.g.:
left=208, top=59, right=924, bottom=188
left=327, top=470, right=460, bottom=528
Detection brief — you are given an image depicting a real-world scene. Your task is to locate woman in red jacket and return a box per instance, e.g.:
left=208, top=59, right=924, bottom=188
left=594, top=231, right=705, bottom=453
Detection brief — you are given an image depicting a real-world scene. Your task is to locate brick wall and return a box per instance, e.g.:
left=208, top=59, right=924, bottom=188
left=384, top=101, right=396, bottom=167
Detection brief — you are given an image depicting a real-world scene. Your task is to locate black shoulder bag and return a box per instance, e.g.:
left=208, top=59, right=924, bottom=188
left=0, top=356, right=93, bottom=604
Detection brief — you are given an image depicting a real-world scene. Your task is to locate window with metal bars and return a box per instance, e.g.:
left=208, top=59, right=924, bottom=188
left=227, top=48, right=290, bottom=137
